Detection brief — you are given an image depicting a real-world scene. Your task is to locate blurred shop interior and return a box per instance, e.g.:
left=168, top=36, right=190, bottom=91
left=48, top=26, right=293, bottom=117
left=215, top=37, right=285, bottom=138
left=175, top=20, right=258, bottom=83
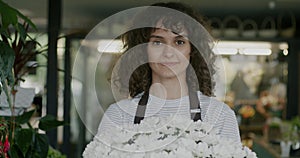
left=1, top=0, right=300, bottom=157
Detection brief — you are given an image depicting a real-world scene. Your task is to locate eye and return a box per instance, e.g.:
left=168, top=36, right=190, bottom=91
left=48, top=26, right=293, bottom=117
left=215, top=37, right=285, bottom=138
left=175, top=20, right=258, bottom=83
left=175, top=40, right=185, bottom=45
left=152, top=41, right=162, bottom=45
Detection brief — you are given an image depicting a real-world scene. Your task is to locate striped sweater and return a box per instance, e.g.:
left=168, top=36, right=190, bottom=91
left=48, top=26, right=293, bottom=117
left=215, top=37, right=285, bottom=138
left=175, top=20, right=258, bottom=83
left=97, top=91, right=241, bottom=143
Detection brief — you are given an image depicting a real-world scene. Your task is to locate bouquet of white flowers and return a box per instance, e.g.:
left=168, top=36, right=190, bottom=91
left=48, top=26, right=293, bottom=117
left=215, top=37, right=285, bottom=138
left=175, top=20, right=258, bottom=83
left=83, top=115, right=257, bottom=158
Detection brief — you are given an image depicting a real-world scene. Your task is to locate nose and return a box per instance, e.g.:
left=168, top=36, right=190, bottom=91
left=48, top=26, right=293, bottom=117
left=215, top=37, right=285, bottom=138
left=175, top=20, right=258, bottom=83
left=163, top=44, right=174, bottom=58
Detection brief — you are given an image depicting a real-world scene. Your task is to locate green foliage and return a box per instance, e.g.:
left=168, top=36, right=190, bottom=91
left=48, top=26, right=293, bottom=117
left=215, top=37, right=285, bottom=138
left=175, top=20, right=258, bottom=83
left=0, top=0, right=41, bottom=102
left=0, top=42, right=15, bottom=87
left=0, top=1, right=66, bottom=157
left=47, top=147, right=66, bottom=158
left=291, top=116, right=300, bottom=128
left=1, top=110, right=67, bottom=158
left=0, top=0, right=36, bottom=35
left=14, top=110, right=35, bottom=124
left=39, top=115, right=66, bottom=131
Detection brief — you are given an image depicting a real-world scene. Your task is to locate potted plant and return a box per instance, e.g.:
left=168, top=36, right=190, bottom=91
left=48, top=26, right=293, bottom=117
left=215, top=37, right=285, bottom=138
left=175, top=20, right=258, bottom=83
left=0, top=0, right=47, bottom=115
left=0, top=1, right=66, bottom=157
left=1, top=110, right=67, bottom=158
left=0, top=0, right=48, bottom=116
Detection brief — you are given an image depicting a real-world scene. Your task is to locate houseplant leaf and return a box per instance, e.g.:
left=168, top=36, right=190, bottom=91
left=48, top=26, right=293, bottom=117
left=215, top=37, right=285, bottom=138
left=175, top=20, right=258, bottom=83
left=15, top=128, right=34, bottom=157
left=39, top=115, right=67, bottom=131
left=9, top=143, right=24, bottom=158
left=15, top=110, right=35, bottom=124
left=0, top=41, right=15, bottom=107
left=0, top=41, right=15, bottom=86
left=0, top=0, right=37, bottom=33
left=17, top=23, right=28, bottom=42
left=15, top=10, right=37, bottom=31
left=33, top=133, right=49, bottom=158
left=0, top=0, right=18, bottom=32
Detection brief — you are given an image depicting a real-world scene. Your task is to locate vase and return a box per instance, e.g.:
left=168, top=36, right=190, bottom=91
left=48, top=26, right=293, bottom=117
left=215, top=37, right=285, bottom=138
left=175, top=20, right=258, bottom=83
left=281, top=141, right=291, bottom=157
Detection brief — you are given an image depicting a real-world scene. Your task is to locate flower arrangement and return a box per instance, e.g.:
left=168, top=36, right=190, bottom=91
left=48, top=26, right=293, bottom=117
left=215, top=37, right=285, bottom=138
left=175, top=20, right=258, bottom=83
left=83, top=115, right=257, bottom=158
left=238, top=105, right=255, bottom=119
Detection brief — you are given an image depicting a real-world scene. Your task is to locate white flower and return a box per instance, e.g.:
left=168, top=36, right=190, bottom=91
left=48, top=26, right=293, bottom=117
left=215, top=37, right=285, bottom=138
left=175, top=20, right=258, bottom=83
left=196, top=142, right=211, bottom=157
left=83, top=139, right=111, bottom=157
left=212, top=143, right=233, bottom=158
left=82, top=115, right=257, bottom=158
left=177, top=137, right=197, bottom=151
left=169, top=115, right=193, bottom=130
left=244, top=146, right=258, bottom=158
left=149, top=150, right=175, bottom=158
left=173, top=147, right=194, bottom=158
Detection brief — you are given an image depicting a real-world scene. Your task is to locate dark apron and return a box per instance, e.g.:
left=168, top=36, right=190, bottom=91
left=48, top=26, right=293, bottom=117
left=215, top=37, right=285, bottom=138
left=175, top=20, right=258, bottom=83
left=134, top=88, right=202, bottom=124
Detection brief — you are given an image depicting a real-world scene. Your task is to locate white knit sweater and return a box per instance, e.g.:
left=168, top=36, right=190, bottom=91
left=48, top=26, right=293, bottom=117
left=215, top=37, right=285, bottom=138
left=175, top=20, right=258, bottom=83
left=97, top=91, right=241, bottom=143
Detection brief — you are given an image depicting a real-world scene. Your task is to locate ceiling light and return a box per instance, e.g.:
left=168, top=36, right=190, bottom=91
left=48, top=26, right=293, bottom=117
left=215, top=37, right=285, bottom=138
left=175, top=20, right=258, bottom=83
left=215, top=41, right=272, bottom=49
left=213, top=41, right=288, bottom=56
left=97, top=39, right=123, bottom=53
left=240, top=48, right=272, bottom=55
left=213, top=48, right=237, bottom=55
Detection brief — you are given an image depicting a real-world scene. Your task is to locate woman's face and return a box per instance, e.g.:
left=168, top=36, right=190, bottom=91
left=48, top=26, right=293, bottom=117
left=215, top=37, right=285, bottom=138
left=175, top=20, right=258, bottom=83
left=147, top=26, right=191, bottom=81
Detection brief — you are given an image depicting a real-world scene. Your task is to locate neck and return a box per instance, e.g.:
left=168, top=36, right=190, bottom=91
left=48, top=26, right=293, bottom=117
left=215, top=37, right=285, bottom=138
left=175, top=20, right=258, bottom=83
left=150, top=76, right=188, bottom=100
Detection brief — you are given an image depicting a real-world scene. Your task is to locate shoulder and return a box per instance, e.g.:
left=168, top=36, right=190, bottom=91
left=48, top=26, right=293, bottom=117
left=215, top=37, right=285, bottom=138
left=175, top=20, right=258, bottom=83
left=105, top=98, right=139, bottom=115
left=198, top=91, right=230, bottom=108
left=198, top=92, right=223, bottom=107
left=198, top=91, right=234, bottom=116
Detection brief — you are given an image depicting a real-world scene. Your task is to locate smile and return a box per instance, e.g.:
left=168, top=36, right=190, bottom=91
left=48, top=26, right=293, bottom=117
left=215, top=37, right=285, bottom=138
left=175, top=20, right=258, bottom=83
left=159, top=62, right=179, bottom=67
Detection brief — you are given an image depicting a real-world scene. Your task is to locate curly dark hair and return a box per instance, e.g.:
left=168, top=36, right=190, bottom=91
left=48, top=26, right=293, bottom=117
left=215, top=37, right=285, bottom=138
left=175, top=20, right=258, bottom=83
left=113, top=2, right=216, bottom=98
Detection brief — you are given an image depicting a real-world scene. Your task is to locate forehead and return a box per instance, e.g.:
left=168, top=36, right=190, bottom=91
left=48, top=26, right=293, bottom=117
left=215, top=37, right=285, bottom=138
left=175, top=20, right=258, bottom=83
left=151, top=20, right=189, bottom=37
left=150, top=28, right=188, bottom=38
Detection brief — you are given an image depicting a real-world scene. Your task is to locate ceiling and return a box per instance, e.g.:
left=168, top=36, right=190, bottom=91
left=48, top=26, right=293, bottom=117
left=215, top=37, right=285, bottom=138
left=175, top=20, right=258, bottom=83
left=3, top=0, right=300, bottom=33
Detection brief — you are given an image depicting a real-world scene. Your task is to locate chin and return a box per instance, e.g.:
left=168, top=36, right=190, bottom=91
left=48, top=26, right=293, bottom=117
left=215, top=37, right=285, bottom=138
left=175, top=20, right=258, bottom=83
left=154, top=70, right=187, bottom=80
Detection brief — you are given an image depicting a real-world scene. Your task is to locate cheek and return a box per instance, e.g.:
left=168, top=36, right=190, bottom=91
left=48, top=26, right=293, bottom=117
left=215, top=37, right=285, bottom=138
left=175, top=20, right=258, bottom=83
left=148, top=62, right=156, bottom=71
left=147, top=47, right=161, bottom=63
left=181, top=47, right=191, bottom=62
left=182, top=54, right=190, bottom=67
left=184, top=52, right=191, bottom=60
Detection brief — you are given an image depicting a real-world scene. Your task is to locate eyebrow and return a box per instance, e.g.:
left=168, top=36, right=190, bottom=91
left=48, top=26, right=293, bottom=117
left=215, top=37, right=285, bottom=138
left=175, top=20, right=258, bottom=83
left=149, top=34, right=188, bottom=39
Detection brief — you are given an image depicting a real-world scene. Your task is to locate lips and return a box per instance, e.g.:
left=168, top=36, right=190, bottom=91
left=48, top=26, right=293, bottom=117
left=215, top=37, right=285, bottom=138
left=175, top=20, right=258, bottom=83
left=160, top=62, right=179, bottom=67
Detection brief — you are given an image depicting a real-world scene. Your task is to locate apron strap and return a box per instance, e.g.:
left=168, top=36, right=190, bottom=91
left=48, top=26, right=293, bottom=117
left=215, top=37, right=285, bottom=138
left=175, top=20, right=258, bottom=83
left=189, top=89, right=202, bottom=122
left=134, top=91, right=149, bottom=124
left=134, top=90, right=202, bottom=124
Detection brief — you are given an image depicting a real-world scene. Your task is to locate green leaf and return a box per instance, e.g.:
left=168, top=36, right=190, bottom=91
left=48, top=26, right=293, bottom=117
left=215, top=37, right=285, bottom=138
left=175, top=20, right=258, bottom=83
left=15, top=110, right=35, bottom=124
left=33, top=133, right=49, bottom=158
left=0, top=0, right=36, bottom=32
left=15, top=128, right=34, bottom=157
left=16, top=10, right=37, bottom=31
left=47, top=146, right=66, bottom=158
left=9, top=143, right=25, bottom=158
left=39, top=115, right=67, bottom=131
left=0, top=41, right=15, bottom=98
left=0, top=41, right=15, bottom=86
left=0, top=0, right=18, bottom=30
left=0, top=126, right=5, bottom=130
left=291, top=116, right=300, bottom=128
left=0, top=110, right=35, bottom=126
left=17, top=23, right=27, bottom=42
left=0, top=29, right=11, bottom=41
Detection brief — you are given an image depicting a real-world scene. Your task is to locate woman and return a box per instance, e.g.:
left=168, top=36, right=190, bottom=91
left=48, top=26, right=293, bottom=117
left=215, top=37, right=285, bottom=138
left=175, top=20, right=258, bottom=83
left=98, top=2, right=241, bottom=143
